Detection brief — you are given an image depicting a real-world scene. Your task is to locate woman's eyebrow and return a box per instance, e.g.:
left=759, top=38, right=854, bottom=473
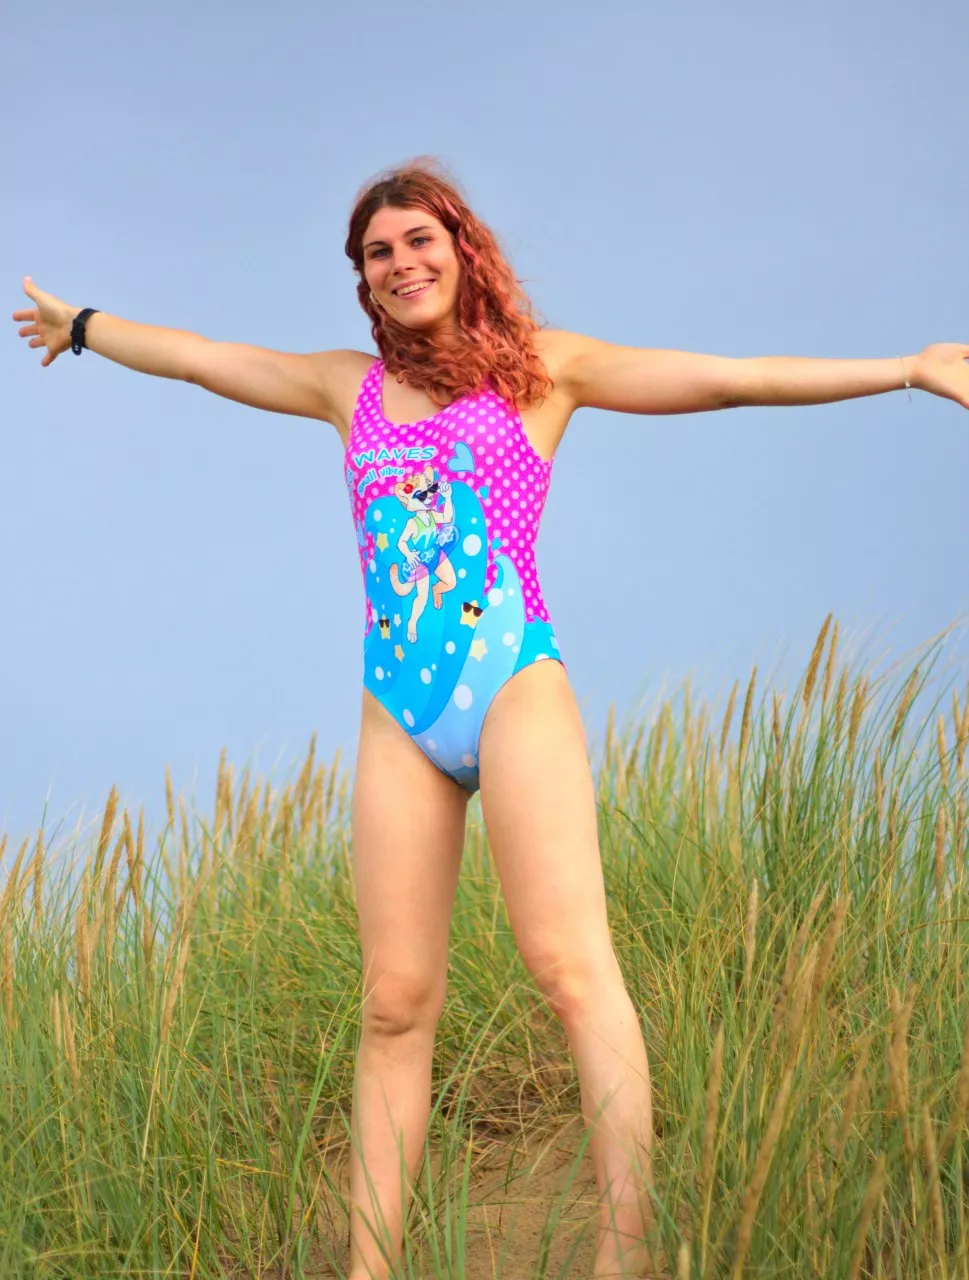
left=363, top=225, right=434, bottom=250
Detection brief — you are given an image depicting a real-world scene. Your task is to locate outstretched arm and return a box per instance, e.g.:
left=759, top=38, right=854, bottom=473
left=12, top=277, right=351, bottom=424
left=548, top=330, right=969, bottom=415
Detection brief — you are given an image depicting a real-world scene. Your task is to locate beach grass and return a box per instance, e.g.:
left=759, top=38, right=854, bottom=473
left=1, top=615, right=967, bottom=1278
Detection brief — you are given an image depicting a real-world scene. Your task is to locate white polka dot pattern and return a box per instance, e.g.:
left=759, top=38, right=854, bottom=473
left=344, top=359, right=555, bottom=631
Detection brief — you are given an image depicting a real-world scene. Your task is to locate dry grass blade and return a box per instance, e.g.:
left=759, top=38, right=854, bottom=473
left=720, top=680, right=738, bottom=755
left=744, top=878, right=759, bottom=993
left=811, top=896, right=847, bottom=1007
left=220, top=761, right=235, bottom=844
left=178, top=796, right=191, bottom=872
left=887, top=986, right=916, bottom=1159
left=701, top=1024, right=725, bottom=1198
left=937, top=715, right=950, bottom=790
left=309, top=766, right=326, bottom=834
left=890, top=665, right=920, bottom=749
left=802, top=614, right=832, bottom=711
left=95, top=784, right=119, bottom=876
left=957, top=690, right=969, bottom=775
left=165, top=764, right=175, bottom=835
left=75, top=866, right=91, bottom=1006
left=848, top=677, right=868, bottom=762
left=50, top=989, right=62, bottom=1060
left=729, top=1066, right=794, bottom=1280
left=2, top=919, right=13, bottom=1031
left=103, top=831, right=127, bottom=914
left=885, top=788, right=898, bottom=886
left=771, top=692, right=783, bottom=772
left=295, top=732, right=317, bottom=826
left=834, top=1033, right=872, bottom=1165
left=834, top=668, right=848, bottom=738
left=940, top=1012, right=969, bottom=1159
left=59, top=990, right=80, bottom=1088
left=160, top=932, right=192, bottom=1046
left=769, top=888, right=825, bottom=1055
left=0, top=838, right=29, bottom=929
left=234, top=766, right=251, bottom=837
left=739, top=667, right=757, bottom=765
left=784, top=944, right=818, bottom=1067
left=935, top=804, right=948, bottom=903
left=31, top=833, right=44, bottom=934
left=845, top=1153, right=886, bottom=1280
left=123, top=810, right=140, bottom=912
left=822, top=617, right=839, bottom=707
left=920, top=1105, right=945, bottom=1262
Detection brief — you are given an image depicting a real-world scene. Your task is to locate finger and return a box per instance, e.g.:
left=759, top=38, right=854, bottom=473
left=29, top=337, right=45, bottom=348
left=12, top=309, right=37, bottom=321
left=19, top=324, right=38, bottom=337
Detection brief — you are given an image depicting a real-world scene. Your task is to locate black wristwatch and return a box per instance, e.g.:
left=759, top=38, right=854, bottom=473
left=71, top=308, right=100, bottom=355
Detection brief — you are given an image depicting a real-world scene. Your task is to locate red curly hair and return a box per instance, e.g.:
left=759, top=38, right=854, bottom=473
left=344, top=157, right=553, bottom=411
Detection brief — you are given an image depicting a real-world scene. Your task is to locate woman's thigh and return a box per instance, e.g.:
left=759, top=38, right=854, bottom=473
left=476, top=661, right=618, bottom=996
left=352, top=689, right=471, bottom=1029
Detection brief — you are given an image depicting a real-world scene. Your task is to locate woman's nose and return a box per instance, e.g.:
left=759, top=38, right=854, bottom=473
left=392, top=246, right=421, bottom=270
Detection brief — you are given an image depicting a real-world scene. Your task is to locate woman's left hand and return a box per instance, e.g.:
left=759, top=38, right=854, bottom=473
left=911, top=344, right=969, bottom=408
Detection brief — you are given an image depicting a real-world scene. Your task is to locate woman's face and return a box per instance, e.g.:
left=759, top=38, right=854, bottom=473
left=361, top=206, right=461, bottom=332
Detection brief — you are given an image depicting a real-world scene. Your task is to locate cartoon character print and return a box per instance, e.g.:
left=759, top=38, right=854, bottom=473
left=388, top=464, right=459, bottom=641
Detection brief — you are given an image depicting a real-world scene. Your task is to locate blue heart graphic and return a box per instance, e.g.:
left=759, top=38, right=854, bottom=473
left=447, top=441, right=475, bottom=474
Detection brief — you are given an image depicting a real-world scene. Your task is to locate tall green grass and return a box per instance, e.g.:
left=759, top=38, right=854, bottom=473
left=1, top=616, right=967, bottom=1278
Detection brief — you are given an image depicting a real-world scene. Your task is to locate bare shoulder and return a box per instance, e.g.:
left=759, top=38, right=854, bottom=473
left=531, top=328, right=594, bottom=409
left=532, top=327, right=579, bottom=381
left=307, top=348, right=377, bottom=440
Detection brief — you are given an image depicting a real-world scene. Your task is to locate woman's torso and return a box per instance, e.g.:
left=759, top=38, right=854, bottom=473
left=343, top=352, right=560, bottom=633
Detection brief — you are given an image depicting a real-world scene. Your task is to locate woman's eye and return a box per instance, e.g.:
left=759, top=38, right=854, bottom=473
left=368, top=236, right=430, bottom=260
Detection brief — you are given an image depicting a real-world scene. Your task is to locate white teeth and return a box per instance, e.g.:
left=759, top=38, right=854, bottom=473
left=396, top=281, right=432, bottom=296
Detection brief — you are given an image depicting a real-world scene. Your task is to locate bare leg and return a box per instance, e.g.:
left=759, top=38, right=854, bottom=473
left=349, top=1025, right=438, bottom=1278
left=560, top=987, right=655, bottom=1277
left=478, top=659, right=656, bottom=1278
left=347, top=691, right=469, bottom=1279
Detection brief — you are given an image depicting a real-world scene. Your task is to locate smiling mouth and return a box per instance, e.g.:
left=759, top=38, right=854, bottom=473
left=393, top=280, right=435, bottom=300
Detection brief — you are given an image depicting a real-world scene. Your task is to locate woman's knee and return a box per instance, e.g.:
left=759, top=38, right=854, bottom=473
left=524, top=947, right=625, bottom=1022
left=360, top=970, right=447, bottom=1036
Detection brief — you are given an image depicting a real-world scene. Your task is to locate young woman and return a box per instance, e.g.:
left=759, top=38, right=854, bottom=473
left=14, top=158, right=968, bottom=1279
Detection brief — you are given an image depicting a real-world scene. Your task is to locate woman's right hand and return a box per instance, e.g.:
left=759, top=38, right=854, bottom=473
left=12, top=278, right=78, bottom=368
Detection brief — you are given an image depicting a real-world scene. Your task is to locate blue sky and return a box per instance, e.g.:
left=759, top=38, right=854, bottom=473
left=2, top=0, right=967, bottom=862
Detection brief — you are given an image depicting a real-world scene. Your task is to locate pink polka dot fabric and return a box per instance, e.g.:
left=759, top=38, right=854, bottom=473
left=344, top=358, right=555, bottom=632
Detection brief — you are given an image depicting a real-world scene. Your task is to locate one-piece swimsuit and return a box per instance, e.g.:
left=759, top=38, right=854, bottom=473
left=343, top=357, right=564, bottom=794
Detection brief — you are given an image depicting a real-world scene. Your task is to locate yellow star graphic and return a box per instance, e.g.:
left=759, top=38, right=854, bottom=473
left=394, top=644, right=405, bottom=661
left=470, top=638, right=488, bottom=661
left=375, top=532, right=389, bottom=551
